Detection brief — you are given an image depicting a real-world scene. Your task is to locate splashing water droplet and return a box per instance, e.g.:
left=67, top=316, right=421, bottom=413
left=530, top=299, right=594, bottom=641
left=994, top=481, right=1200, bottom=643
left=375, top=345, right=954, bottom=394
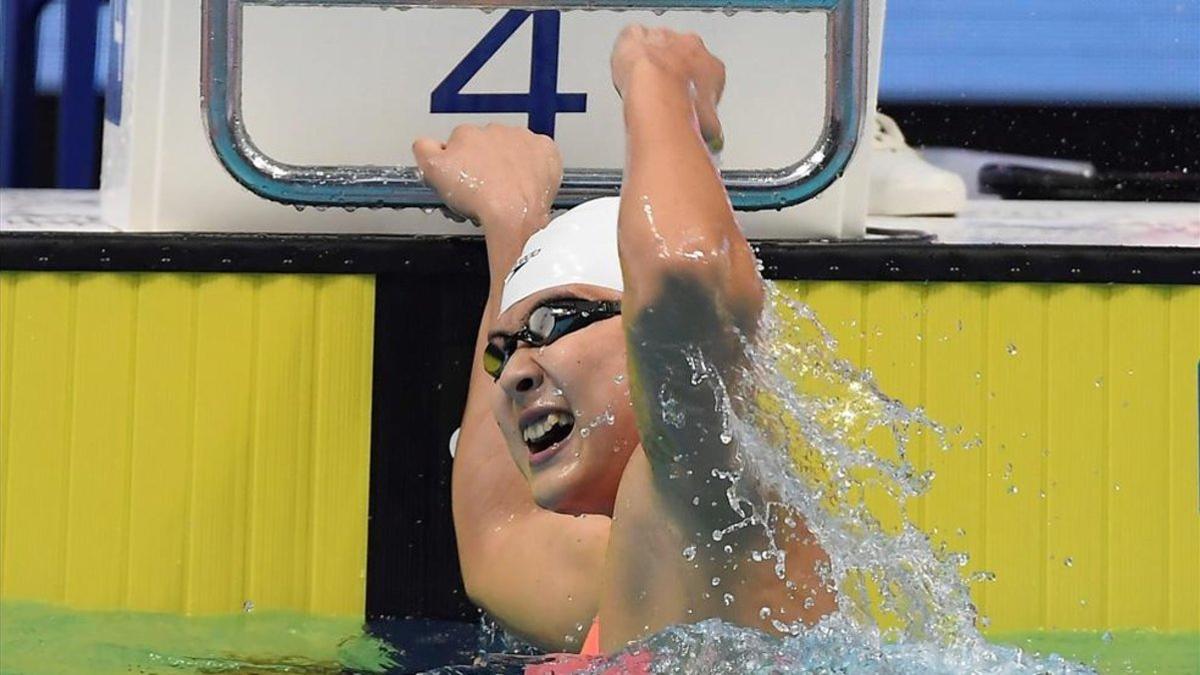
left=723, top=593, right=735, bottom=606
left=576, top=284, right=1096, bottom=673
left=711, top=577, right=721, bottom=587
left=659, top=384, right=686, bottom=429
left=682, top=545, right=697, bottom=561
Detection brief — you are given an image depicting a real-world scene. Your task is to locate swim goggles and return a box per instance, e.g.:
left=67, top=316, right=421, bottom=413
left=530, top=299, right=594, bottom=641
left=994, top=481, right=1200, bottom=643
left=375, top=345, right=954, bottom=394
left=484, top=299, right=622, bottom=380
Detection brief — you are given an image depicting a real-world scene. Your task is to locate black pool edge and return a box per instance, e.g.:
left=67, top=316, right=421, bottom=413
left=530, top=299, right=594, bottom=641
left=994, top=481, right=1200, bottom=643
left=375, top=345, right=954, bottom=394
left=1, top=231, right=1198, bottom=284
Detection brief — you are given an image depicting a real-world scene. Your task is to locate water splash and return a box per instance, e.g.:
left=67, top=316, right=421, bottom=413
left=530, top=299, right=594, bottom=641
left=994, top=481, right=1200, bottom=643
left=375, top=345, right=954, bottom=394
left=594, top=283, right=1093, bottom=673
left=580, top=618, right=1090, bottom=675
left=658, top=383, right=686, bottom=429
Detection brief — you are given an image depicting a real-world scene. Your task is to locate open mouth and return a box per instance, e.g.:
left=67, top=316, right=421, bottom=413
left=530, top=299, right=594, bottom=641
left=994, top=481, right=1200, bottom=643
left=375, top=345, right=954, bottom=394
left=521, top=411, right=575, bottom=458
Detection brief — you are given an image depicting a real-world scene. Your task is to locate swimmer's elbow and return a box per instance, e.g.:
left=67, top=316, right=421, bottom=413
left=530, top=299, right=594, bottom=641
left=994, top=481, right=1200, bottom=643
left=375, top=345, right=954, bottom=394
left=620, top=224, right=761, bottom=324
left=627, top=258, right=763, bottom=344
left=460, top=566, right=494, bottom=612
left=458, top=540, right=505, bottom=614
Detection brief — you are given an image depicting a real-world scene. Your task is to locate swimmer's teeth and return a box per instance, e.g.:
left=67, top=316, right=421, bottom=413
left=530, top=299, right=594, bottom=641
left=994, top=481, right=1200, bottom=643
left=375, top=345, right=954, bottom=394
left=522, top=412, right=571, bottom=444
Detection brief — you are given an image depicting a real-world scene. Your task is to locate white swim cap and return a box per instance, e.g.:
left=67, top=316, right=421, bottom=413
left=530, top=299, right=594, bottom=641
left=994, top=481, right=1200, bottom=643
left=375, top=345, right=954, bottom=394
left=499, top=197, right=624, bottom=314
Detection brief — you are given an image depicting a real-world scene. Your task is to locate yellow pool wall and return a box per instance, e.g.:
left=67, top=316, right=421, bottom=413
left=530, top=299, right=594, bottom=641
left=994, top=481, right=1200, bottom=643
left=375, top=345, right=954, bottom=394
left=0, top=272, right=374, bottom=616
left=0, top=272, right=1196, bottom=633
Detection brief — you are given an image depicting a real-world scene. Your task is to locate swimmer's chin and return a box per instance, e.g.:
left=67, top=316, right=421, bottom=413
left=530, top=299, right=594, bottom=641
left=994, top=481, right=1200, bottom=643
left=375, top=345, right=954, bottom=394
left=530, top=481, right=581, bottom=515
left=530, top=475, right=609, bottom=517
left=537, top=487, right=609, bottom=514
left=523, top=437, right=614, bottom=515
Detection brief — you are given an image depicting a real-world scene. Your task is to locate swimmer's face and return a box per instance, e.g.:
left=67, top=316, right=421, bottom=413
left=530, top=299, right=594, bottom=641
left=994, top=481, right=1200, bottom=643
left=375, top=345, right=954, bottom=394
left=489, top=284, right=639, bottom=516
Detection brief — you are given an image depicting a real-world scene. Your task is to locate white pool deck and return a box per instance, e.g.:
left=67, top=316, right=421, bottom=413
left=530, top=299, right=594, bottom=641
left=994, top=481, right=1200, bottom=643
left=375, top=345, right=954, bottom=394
left=1, top=189, right=1197, bottom=247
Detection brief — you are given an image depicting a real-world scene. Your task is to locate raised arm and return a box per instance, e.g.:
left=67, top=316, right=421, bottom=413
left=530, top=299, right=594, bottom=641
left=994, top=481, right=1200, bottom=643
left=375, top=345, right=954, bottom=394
left=414, top=125, right=609, bottom=650
left=613, top=26, right=763, bottom=337
left=599, top=28, right=834, bottom=649
left=613, top=28, right=765, bottom=471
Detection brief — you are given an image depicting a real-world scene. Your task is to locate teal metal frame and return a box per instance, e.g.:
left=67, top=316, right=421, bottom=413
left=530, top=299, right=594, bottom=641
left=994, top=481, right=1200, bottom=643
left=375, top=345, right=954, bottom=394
left=200, top=0, right=867, bottom=210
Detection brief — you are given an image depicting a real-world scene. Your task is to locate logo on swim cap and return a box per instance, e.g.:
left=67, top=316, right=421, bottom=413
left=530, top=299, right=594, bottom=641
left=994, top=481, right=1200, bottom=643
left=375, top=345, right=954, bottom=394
left=499, top=197, right=624, bottom=314
left=505, top=248, right=541, bottom=285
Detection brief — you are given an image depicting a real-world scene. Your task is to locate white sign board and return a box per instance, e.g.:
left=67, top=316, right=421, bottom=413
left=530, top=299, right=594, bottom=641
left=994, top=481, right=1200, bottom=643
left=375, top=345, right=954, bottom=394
left=101, top=1, right=883, bottom=236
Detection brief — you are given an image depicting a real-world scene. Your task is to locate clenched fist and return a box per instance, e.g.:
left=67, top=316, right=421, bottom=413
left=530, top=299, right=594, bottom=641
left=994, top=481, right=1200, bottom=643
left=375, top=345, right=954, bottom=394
left=413, top=123, right=563, bottom=230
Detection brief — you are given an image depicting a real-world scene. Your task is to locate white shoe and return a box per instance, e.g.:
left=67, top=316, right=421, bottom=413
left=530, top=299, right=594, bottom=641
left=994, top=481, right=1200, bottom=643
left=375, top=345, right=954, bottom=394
left=868, top=113, right=968, bottom=216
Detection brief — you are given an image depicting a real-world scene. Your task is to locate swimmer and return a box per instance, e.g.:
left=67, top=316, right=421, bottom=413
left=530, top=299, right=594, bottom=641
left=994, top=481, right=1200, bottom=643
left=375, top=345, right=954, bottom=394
left=413, top=25, right=836, bottom=654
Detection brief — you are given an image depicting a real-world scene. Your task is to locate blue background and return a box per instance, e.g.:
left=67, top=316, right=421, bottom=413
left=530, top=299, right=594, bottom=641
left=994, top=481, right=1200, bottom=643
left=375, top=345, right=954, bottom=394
left=9, top=0, right=1200, bottom=104
left=879, top=0, right=1200, bottom=104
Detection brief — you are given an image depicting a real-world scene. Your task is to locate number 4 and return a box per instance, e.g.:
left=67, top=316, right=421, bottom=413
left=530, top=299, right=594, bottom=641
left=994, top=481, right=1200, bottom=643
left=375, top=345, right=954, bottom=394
left=430, top=10, right=587, bottom=137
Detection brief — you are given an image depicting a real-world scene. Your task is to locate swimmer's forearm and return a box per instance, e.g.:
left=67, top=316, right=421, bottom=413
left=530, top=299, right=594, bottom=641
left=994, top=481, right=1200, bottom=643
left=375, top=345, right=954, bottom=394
left=479, top=210, right=552, bottom=293
left=454, top=201, right=611, bottom=651
left=615, top=64, right=764, bottom=503
left=456, top=207, right=553, bottom=544
left=461, top=208, right=553, bottom=455
left=617, top=64, right=762, bottom=325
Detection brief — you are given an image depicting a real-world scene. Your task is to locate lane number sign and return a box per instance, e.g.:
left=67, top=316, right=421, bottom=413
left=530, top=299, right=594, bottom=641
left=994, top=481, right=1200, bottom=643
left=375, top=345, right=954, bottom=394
left=430, top=10, right=587, bottom=137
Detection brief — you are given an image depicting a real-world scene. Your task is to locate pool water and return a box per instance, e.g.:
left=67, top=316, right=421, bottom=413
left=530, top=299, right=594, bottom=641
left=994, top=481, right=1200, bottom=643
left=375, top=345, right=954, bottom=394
left=989, top=631, right=1200, bottom=675
left=1, top=602, right=1196, bottom=674
left=0, top=601, right=397, bottom=674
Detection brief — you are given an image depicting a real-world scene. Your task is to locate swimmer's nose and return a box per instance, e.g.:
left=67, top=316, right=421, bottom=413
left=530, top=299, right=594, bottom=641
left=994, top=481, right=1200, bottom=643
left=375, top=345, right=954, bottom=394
left=498, top=350, right=543, bottom=398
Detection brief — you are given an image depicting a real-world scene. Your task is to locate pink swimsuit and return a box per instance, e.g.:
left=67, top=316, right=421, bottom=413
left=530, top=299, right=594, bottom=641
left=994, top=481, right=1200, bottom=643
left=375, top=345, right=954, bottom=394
left=523, top=617, right=651, bottom=674
left=580, top=617, right=603, bottom=656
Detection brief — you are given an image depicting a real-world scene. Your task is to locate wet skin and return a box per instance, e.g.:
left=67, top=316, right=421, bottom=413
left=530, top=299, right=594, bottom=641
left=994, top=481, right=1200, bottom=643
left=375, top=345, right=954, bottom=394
left=414, top=25, right=836, bottom=653
left=489, top=285, right=638, bottom=517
